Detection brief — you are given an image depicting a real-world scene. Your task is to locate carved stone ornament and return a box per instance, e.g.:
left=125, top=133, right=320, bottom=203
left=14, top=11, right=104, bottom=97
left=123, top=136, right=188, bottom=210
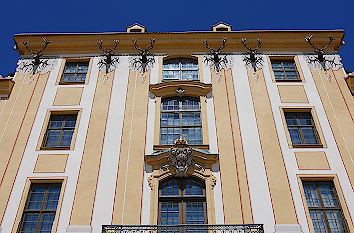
left=16, top=58, right=58, bottom=75
left=305, top=54, right=342, bottom=71
left=165, top=139, right=204, bottom=177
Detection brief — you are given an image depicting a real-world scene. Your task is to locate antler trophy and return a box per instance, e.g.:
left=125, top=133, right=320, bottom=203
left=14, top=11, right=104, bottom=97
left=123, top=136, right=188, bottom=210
left=21, top=37, right=51, bottom=74
left=241, top=38, right=263, bottom=72
left=305, top=34, right=339, bottom=70
left=131, top=38, right=155, bottom=73
left=97, top=39, right=119, bottom=74
left=203, top=38, right=228, bottom=72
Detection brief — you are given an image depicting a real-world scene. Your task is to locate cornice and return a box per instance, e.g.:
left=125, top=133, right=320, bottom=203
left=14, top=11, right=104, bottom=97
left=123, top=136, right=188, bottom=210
left=14, top=30, right=345, bottom=56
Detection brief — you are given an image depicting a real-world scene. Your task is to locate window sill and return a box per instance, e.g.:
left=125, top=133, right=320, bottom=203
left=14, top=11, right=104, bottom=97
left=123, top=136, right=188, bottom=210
left=40, top=146, right=71, bottom=151
left=59, top=81, right=85, bottom=85
left=275, top=79, right=302, bottom=82
left=292, top=144, right=323, bottom=148
left=153, top=144, right=209, bottom=151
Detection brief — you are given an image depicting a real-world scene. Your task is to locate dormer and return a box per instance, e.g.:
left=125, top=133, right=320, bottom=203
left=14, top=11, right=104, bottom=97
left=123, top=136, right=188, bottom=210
left=126, top=23, right=147, bottom=33
left=211, top=22, right=232, bottom=32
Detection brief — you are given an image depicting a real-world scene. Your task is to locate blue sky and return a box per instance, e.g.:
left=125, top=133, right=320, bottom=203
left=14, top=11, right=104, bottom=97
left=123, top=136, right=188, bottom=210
left=1, top=0, right=353, bottom=76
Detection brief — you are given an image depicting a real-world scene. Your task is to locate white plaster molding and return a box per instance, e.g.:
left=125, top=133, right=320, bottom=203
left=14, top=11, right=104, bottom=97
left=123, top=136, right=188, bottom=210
left=274, top=224, right=304, bottom=233
left=66, top=226, right=92, bottom=233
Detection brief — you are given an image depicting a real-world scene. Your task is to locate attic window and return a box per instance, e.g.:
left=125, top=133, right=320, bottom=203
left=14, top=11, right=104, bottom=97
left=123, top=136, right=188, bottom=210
left=215, top=27, right=229, bottom=32
left=126, top=23, right=147, bottom=33
left=130, top=28, right=142, bottom=33
left=211, top=22, right=232, bottom=32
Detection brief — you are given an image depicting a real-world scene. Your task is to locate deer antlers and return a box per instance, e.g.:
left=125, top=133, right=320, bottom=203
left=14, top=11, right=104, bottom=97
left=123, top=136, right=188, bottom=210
left=241, top=38, right=262, bottom=54
left=203, top=38, right=228, bottom=72
left=97, top=39, right=120, bottom=74
left=131, top=38, right=156, bottom=73
left=305, top=34, right=334, bottom=63
left=132, top=38, right=155, bottom=55
left=241, top=38, right=263, bottom=72
left=22, top=37, right=51, bottom=65
left=203, top=38, right=226, bottom=54
left=98, top=39, right=119, bottom=54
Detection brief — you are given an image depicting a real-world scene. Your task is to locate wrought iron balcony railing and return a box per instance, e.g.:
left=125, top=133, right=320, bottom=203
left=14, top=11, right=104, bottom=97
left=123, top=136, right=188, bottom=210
left=102, top=224, right=264, bottom=233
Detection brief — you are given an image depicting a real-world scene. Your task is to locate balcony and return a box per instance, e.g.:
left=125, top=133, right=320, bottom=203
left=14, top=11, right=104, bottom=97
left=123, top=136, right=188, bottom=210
left=102, top=224, right=264, bottom=233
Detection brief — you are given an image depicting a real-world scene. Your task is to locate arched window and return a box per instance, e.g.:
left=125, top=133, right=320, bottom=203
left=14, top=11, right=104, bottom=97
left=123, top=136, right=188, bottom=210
left=160, top=97, right=202, bottom=145
left=163, top=58, right=199, bottom=81
left=159, top=178, right=207, bottom=225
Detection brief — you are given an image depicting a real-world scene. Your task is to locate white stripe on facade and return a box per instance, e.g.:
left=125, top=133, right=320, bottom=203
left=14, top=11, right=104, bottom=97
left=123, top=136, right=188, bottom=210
left=91, top=57, right=130, bottom=232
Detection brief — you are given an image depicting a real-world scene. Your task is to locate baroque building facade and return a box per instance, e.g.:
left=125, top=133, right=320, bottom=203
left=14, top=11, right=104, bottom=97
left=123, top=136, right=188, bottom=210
left=0, top=23, right=353, bottom=233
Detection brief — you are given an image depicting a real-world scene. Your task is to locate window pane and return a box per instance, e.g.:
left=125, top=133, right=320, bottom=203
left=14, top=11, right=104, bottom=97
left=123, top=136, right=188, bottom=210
left=310, top=210, right=329, bottom=233
left=272, top=60, right=299, bottom=81
left=163, top=58, right=198, bottom=81
left=38, top=213, right=56, bottom=233
left=20, top=184, right=61, bottom=233
left=160, top=202, right=179, bottom=225
left=186, top=179, right=203, bottom=195
left=304, top=182, right=347, bottom=233
left=303, top=183, right=321, bottom=207
left=285, top=112, right=319, bottom=145
left=20, top=213, right=39, bottom=233
left=186, top=202, right=205, bottom=224
left=62, top=62, right=88, bottom=83
left=44, top=114, right=77, bottom=148
left=326, top=210, right=347, bottom=233
left=161, top=180, right=179, bottom=196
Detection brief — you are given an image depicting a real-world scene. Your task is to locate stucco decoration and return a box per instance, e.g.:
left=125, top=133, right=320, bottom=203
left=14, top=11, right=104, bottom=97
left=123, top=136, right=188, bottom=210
left=129, top=55, right=155, bottom=73
left=162, top=139, right=205, bottom=177
left=98, top=55, right=119, bottom=73
left=17, top=58, right=58, bottom=85
left=305, top=54, right=342, bottom=81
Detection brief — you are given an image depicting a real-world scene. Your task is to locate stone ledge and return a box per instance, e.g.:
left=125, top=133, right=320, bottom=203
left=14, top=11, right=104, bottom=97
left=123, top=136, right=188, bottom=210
left=66, top=226, right=92, bottom=233
left=274, top=224, right=304, bottom=233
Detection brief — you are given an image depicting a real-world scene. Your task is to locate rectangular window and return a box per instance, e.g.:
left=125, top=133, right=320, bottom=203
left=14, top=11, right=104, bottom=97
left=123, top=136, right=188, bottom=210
left=160, top=98, right=202, bottom=145
left=18, top=183, right=61, bottom=233
left=163, top=58, right=199, bottom=81
left=61, top=62, right=89, bottom=84
left=303, top=181, right=347, bottom=233
left=271, top=60, right=300, bottom=81
left=42, top=114, right=77, bottom=149
left=285, top=112, right=320, bottom=146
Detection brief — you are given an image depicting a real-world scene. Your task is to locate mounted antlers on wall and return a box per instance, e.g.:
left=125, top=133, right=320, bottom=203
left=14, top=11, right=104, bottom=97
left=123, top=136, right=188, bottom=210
left=97, top=39, right=119, bottom=73
left=241, top=38, right=263, bottom=72
left=203, top=38, right=228, bottom=72
left=305, top=34, right=340, bottom=70
left=21, top=37, right=51, bottom=74
left=131, top=38, right=155, bottom=73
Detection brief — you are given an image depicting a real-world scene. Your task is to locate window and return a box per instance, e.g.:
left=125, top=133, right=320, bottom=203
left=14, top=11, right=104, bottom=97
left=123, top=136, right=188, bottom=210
left=42, top=114, right=77, bottom=149
left=271, top=60, right=300, bottom=81
left=61, top=62, right=89, bottom=83
left=163, top=58, right=199, bottom=81
left=303, top=182, right=347, bottom=233
left=159, top=178, right=207, bottom=225
left=160, top=97, right=202, bottom=145
left=18, top=183, right=61, bottom=233
left=285, top=112, right=320, bottom=146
